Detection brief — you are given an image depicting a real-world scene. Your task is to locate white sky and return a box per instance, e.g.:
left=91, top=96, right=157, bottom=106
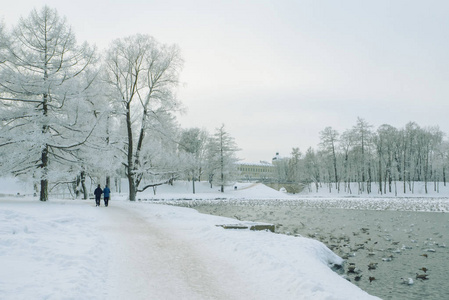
left=2, top=0, right=449, bottom=162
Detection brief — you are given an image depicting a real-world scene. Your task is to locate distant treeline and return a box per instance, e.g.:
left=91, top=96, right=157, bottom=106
left=273, top=117, right=448, bottom=195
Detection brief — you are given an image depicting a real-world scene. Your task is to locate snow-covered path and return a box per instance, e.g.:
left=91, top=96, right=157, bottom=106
left=100, top=204, right=257, bottom=300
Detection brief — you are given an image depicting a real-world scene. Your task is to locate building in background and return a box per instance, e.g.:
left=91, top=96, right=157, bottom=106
left=236, top=153, right=286, bottom=182
left=236, top=161, right=275, bottom=182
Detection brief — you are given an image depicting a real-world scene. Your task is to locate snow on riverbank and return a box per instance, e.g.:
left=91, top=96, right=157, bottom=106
left=129, top=180, right=449, bottom=213
left=297, top=181, right=449, bottom=198
left=0, top=178, right=380, bottom=300
left=123, top=180, right=449, bottom=201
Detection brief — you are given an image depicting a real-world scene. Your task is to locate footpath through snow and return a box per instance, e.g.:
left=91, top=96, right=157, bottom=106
left=100, top=204, right=258, bottom=300
left=102, top=201, right=378, bottom=300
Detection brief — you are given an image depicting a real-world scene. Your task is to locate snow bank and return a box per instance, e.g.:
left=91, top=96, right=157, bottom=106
left=133, top=181, right=289, bottom=200
left=126, top=202, right=377, bottom=299
left=0, top=200, right=109, bottom=299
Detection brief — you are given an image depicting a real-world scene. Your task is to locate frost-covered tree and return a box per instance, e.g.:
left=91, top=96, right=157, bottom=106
left=0, top=21, right=7, bottom=64
left=178, top=127, right=209, bottom=193
left=339, top=129, right=355, bottom=193
left=0, top=6, right=97, bottom=201
left=350, top=117, right=374, bottom=193
left=288, top=147, right=302, bottom=183
left=319, top=126, right=339, bottom=191
left=273, top=154, right=289, bottom=184
left=418, top=126, right=443, bottom=193
left=71, top=76, right=123, bottom=199
left=291, top=118, right=448, bottom=195
left=436, top=140, right=449, bottom=187
left=206, top=124, right=239, bottom=192
left=135, top=120, right=182, bottom=195
left=302, top=147, right=321, bottom=192
left=400, top=122, right=420, bottom=193
left=373, top=124, right=398, bottom=194
left=103, top=34, right=183, bottom=201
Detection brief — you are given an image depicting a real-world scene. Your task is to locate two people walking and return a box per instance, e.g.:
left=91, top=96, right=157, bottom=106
left=94, top=184, right=111, bottom=207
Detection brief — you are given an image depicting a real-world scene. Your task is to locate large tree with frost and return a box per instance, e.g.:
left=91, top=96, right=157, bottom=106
left=103, top=34, right=183, bottom=201
left=0, top=6, right=97, bottom=201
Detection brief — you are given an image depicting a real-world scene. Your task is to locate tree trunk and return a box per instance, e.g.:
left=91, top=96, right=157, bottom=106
left=128, top=176, right=137, bottom=201
left=403, top=147, right=406, bottom=194
left=40, top=177, right=48, bottom=202
left=388, top=174, right=390, bottom=193
left=394, top=180, right=397, bottom=196
left=367, top=162, right=372, bottom=194
left=220, top=173, right=224, bottom=193
left=74, top=175, right=81, bottom=198
left=40, top=145, right=49, bottom=201
left=331, top=144, right=338, bottom=191
left=378, top=157, right=382, bottom=195
left=81, top=171, right=88, bottom=200
left=443, top=167, right=446, bottom=186
left=220, top=135, right=224, bottom=193
left=424, top=148, right=429, bottom=194
left=209, top=174, right=213, bottom=189
left=39, top=39, right=49, bottom=202
left=126, top=102, right=136, bottom=201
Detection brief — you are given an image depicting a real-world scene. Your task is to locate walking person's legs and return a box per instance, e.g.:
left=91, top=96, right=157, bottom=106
left=104, top=197, right=109, bottom=207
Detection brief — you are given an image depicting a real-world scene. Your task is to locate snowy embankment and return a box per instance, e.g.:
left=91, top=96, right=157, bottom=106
left=0, top=200, right=109, bottom=299
left=0, top=178, right=380, bottom=300
left=136, top=180, right=449, bottom=213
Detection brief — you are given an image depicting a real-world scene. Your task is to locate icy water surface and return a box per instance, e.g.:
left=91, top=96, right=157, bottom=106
left=173, top=198, right=449, bottom=300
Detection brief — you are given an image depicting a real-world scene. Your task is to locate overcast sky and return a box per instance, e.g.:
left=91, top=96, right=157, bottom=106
left=2, top=0, right=449, bottom=162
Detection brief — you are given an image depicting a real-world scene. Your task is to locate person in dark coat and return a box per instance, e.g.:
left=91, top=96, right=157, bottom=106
left=94, top=184, right=103, bottom=207
left=103, top=185, right=111, bottom=207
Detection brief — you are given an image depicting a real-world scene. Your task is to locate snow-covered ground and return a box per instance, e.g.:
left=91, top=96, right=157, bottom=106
left=0, top=178, right=381, bottom=300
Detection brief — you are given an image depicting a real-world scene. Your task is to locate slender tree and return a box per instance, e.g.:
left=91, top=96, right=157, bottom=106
left=178, top=128, right=209, bottom=194
left=319, top=127, right=339, bottom=191
left=206, top=124, right=239, bottom=192
left=288, top=147, right=302, bottom=184
left=351, top=117, right=373, bottom=193
left=301, top=147, right=319, bottom=192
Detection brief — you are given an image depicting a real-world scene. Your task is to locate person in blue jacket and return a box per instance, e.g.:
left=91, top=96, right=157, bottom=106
left=103, top=185, right=111, bottom=207
left=94, top=184, right=103, bottom=207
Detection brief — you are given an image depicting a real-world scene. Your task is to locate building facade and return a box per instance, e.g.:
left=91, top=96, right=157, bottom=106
left=236, top=160, right=276, bottom=182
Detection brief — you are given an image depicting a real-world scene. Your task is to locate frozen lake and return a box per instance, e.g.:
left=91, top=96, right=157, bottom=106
left=169, top=198, right=449, bottom=300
